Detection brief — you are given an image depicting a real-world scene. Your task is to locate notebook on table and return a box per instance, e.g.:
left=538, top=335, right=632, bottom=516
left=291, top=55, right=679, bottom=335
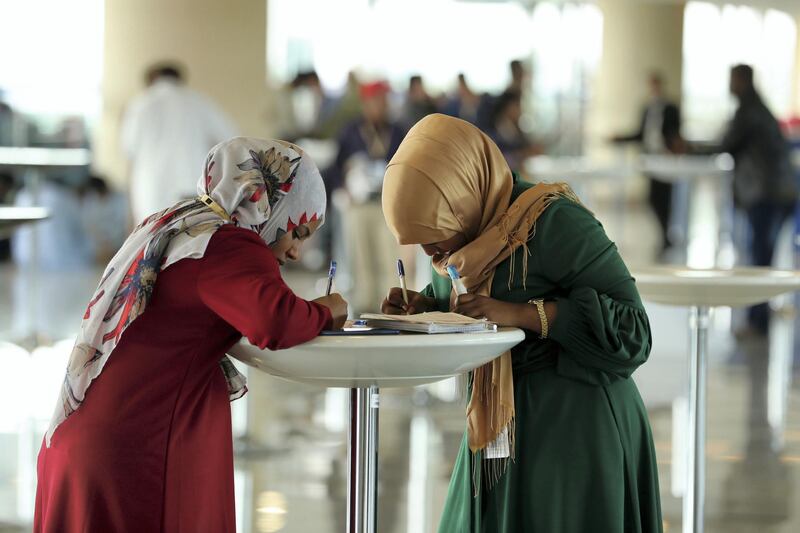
left=360, top=312, right=497, bottom=334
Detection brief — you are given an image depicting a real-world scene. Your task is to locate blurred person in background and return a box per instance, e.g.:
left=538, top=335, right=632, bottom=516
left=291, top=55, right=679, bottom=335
left=611, top=72, right=683, bottom=256
left=0, top=89, right=29, bottom=146
left=57, top=116, right=91, bottom=148
left=120, top=62, right=237, bottom=223
left=0, top=94, right=13, bottom=146
left=507, top=59, right=529, bottom=95
left=402, top=74, right=437, bottom=129
left=0, top=172, right=16, bottom=260
left=282, top=70, right=337, bottom=141
left=80, top=175, right=129, bottom=264
left=488, top=90, right=542, bottom=170
left=315, top=71, right=364, bottom=140
left=34, top=137, right=348, bottom=533
left=441, top=73, right=482, bottom=125
left=0, top=172, right=15, bottom=204
left=473, top=59, right=530, bottom=132
left=720, top=64, right=797, bottom=337
left=328, top=81, right=406, bottom=312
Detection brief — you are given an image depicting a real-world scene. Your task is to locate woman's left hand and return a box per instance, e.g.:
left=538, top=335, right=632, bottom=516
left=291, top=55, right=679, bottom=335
left=453, top=294, right=522, bottom=327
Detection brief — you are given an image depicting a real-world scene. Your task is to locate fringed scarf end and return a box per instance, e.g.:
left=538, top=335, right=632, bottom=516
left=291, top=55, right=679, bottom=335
left=469, top=416, right=516, bottom=497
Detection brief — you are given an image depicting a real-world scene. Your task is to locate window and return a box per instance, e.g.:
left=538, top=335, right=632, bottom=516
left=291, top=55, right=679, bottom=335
left=268, top=0, right=534, bottom=92
left=682, top=1, right=797, bottom=140
left=0, top=0, right=104, bottom=142
left=267, top=0, right=603, bottom=153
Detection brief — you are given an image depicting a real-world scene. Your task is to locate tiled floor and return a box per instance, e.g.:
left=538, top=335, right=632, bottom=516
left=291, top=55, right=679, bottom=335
left=1, top=194, right=799, bottom=532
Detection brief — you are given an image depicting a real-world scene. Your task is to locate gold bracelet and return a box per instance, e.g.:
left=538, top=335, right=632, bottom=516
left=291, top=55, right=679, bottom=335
left=528, top=298, right=548, bottom=339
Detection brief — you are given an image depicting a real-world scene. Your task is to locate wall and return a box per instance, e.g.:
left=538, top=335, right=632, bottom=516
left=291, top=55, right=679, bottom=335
left=95, top=0, right=272, bottom=185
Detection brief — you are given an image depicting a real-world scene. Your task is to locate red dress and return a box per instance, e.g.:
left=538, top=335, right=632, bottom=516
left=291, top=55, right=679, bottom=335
left=34, top=225, right=332, bottom=532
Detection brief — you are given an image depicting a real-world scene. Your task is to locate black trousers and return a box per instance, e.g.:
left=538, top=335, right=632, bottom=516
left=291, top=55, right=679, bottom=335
left=648, top=178, right=673, bottom=251
left=746, top=200, right=795, bottom=334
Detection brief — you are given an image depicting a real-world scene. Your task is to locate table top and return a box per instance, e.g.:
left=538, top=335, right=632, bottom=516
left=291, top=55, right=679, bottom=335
left=633, top=266, right=800, bottom=307
left=525, top=156, right=631, bottom=181
left=0, top=206, right=49, bottom=235
left=0, top=147, right=91, bottom=168
left=638, top=154, right=733, bottom=182
left=228, top=328, right=526, bottom=388
left=524, top=154, right=733, bottom=184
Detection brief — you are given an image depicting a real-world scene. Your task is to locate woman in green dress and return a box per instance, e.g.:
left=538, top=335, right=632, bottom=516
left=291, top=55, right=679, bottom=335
left=380, top=114, right=662, bottom=533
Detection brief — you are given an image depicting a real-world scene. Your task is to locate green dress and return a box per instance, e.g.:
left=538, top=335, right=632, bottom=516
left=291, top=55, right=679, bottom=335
left=425, top=182, right=662, bottom=533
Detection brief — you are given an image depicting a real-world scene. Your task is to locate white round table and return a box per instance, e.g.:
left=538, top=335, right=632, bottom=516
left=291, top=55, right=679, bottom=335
left=0, top=206, right=49, bottom=237
left=229, top=328, right=525, bottom=533
left=638, top=154, right=734, bottom=267
left=0, top=148, right=90, bottom=346
left=524, top=155, right=633, bottom=240
left=634, top=266, right=800, bottom=533
left=0, top=147, right=92, bottom=168
left=525, top=155, right=632, bottom=183
left=637, top=154, right=733, bottom=184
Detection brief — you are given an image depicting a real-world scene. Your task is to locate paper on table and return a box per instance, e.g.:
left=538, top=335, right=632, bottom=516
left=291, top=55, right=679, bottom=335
left=360, top=311, right=488, bottom=325
left=360, top=312, right=497, bottom=334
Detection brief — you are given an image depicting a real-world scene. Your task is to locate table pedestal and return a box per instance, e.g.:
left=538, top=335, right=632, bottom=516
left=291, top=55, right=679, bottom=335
left=348, top=386, right=379, bottom=533
left=227, top=328, right=525, bottom=533
left=685, top=306, right=710, bottom=533
left=633, top=266, right=800, bottom=533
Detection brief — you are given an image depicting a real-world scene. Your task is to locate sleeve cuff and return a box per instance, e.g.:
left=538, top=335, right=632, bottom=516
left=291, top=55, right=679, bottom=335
left=548, top=297, right=573, bottom=344
left=315, top=302, right=334, bottom=331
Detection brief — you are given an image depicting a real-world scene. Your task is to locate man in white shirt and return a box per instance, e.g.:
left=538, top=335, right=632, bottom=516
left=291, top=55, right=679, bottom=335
left=612, top=73, right=682, bottom=256
left=120, top=63, right=237, bottom=223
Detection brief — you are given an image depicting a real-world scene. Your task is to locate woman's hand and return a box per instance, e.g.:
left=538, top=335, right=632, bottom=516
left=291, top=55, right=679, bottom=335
left=313, top=293, right=349, bottom=330
left=453, top=294, right=522, bottom=327
left=381, top=288, right=436, bottom=315
left=454, top=294, right=558, bottom=333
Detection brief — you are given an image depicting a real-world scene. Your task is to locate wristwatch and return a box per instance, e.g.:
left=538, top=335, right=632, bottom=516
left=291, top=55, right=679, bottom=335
left=528, top=298, right=548, bottom=339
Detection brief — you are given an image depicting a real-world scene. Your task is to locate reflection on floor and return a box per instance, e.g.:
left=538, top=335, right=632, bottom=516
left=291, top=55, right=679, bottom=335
left=0, top=196, right=799, bottom=533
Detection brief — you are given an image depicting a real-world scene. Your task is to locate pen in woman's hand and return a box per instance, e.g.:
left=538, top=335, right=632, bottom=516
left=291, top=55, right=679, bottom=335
left=325, top=260, right=337, bottom=296
left=397, top=259, right=409, bottom=306
left=447, top=265, right=468, bottom=296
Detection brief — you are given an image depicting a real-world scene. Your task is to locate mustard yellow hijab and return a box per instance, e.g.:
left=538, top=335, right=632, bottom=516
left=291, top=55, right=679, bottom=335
left=382, top=114, right=579, bottom=484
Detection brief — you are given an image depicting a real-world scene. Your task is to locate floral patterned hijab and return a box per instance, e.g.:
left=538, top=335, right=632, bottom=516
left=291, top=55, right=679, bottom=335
left=46, top=137, right=326, bottom=446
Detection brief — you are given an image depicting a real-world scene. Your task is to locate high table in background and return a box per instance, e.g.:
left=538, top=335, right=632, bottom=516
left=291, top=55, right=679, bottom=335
left=230, top=329, right=525, bottom=533
left=0, top=206, right=48, bottom=237
left=0, top=147, right=91, bottom=346
left=524, top=155, right=633, bottom=238
left=633, top=266, right=800, bottom=533
left=526, top=153, right=735, bottom=268
left=638, top=154, right=734, bottom=268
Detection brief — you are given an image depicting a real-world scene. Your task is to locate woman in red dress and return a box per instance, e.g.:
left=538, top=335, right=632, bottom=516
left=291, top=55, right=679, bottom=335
left=34, top=137, right=348, bottom=532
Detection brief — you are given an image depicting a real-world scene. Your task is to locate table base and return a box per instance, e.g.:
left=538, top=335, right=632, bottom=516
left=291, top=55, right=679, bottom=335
left=684, top=306, right=710, bottom=533
left=348, top=386, right=379, bottom=533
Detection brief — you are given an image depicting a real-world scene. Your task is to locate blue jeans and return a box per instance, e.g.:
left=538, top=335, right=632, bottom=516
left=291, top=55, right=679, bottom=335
left=746, top=201, right=794, bottom=334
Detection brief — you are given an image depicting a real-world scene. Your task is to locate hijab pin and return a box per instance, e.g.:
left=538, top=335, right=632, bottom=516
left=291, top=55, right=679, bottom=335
left=199, top=194, right=232, bottom=222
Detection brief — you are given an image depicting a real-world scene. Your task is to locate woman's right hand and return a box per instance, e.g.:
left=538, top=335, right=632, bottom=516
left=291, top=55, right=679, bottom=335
left=381, top=288, right=435, bottom=315
left=314, top=293, right=349, bottom=330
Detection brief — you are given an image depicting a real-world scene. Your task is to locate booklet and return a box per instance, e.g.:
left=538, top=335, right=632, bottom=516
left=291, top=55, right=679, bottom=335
left=359, top=312, right=498, bottom=334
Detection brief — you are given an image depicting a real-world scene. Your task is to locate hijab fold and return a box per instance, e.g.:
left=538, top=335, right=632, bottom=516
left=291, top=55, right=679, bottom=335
left=383, top=114, right=579, bottom=488
left=46, top=137, right=326, bottom=446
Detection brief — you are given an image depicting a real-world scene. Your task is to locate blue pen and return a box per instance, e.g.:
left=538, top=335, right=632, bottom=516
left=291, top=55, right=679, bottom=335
left=325, top=260, right=337, bottom=296
left=446, top=265, right=468, bottom=296
left=397, top=259, right=409, bottom=305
